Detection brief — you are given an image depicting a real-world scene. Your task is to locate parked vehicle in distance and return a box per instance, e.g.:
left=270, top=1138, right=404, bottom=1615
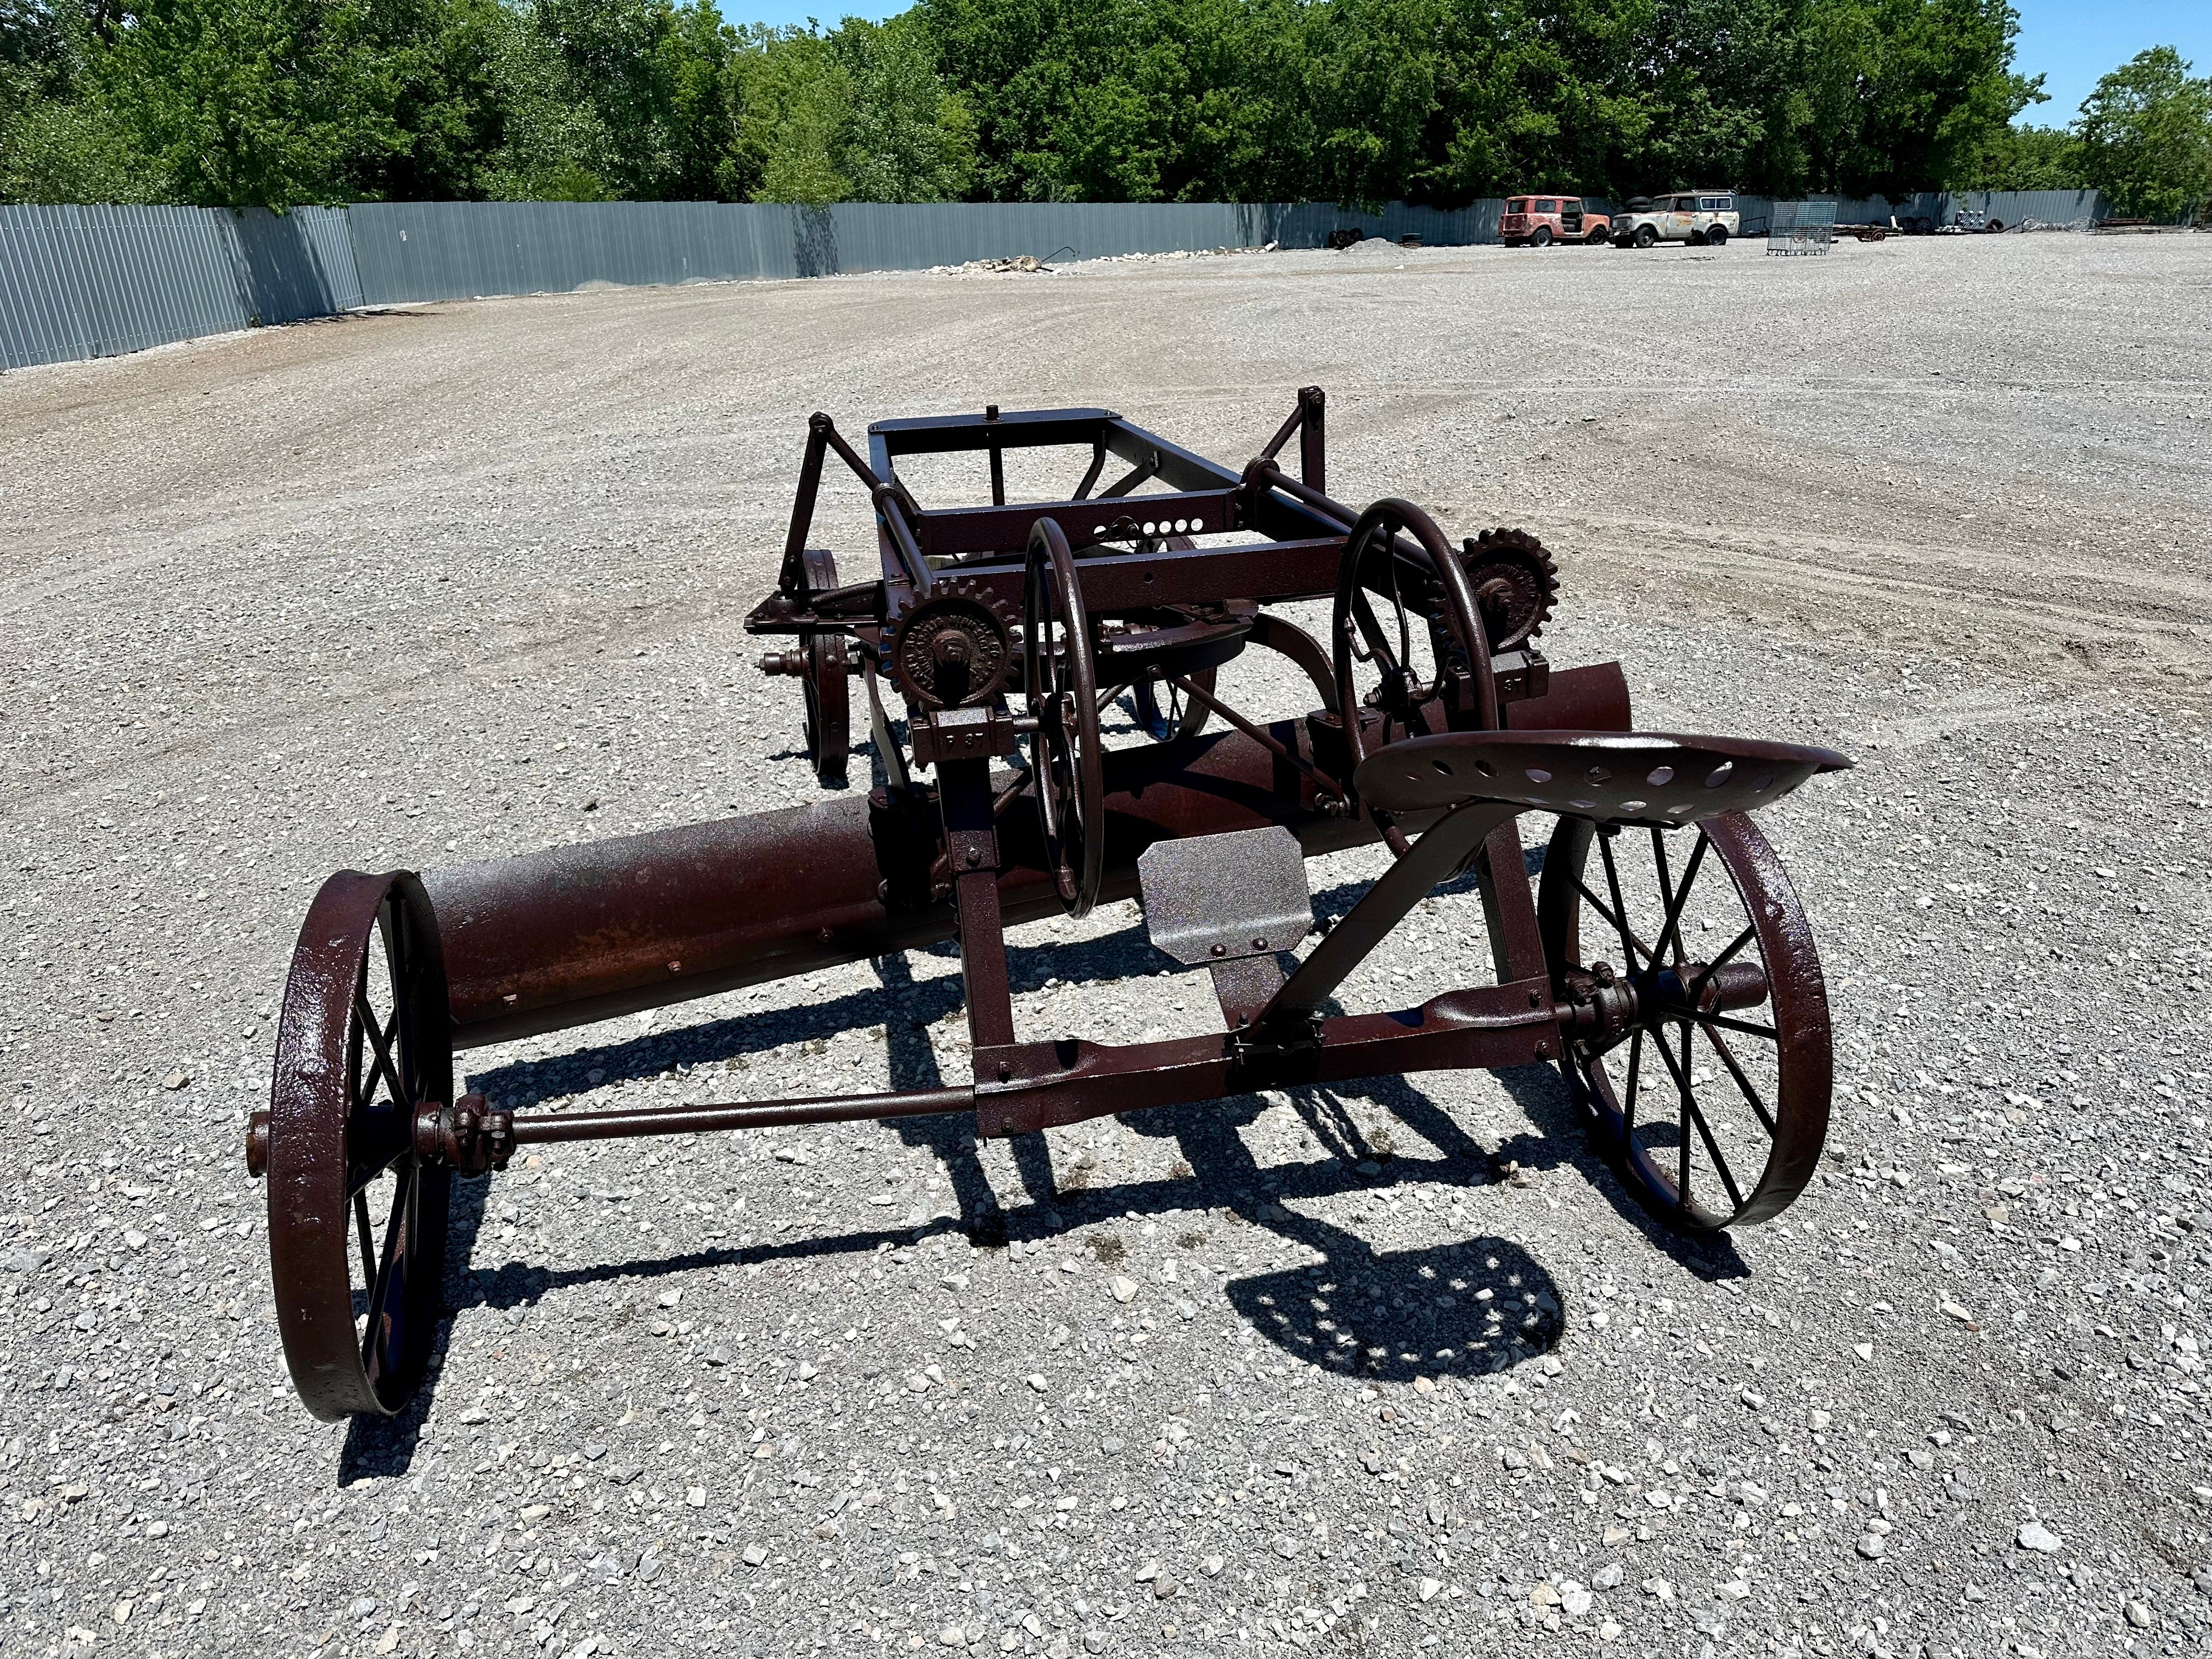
left=1501, top=195, right=1611, bottom=247
left=1611, top=191, right=1741, bottom=248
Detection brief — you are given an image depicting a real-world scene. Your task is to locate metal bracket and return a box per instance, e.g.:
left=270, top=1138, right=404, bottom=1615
left=910, top=703, right=1020, bottom=769
left=1137, top=826, right=1312, bottom=1027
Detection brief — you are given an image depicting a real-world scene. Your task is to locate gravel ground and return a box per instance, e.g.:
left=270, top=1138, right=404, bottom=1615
left=3, top=232, right=2211, bottom=1659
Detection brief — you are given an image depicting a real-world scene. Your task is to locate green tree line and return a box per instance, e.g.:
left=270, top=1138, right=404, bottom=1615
left=1, top=0, right=2204, bottom=212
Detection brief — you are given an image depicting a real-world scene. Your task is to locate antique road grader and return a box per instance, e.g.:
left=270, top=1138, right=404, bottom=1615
left=248, top=389, right=1849, bottom=1420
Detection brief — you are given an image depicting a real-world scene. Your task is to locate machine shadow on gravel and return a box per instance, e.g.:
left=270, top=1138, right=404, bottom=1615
left=1118, top=1082, right=1568, bottom=1379
left=1488, top=1061, right=1748, bottom=1282
left=335, top=1066, right=1578, bottom=1479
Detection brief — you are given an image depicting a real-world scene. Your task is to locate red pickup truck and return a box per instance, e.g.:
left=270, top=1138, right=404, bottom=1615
left=1501, top=195, right=1611, bottom=247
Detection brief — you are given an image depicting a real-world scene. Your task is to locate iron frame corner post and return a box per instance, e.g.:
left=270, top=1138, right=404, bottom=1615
left=935, top=753, right=1020, bottom=1092
left=1298, top=385, right=1326, bottom=495
left=780, top=412, right=834, bottom=599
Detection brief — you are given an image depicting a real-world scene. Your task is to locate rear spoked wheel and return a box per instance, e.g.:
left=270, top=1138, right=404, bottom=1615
left=1537, top=812, right=1831, bottom=1231
left=1126, top=672, right=1211, bottom=741
left=1024, top=517, right=1105, bottom=917
left=253, top=871, right=455, bottom=1419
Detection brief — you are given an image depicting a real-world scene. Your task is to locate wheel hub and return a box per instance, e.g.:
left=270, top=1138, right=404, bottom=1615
left=1558, top=957, right=1770, bottom=1042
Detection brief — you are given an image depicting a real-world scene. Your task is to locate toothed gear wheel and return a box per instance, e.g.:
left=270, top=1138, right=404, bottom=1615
left=1459, top=527, right=1559, bottom=652
left=887, top=578, right=1021, bottom=709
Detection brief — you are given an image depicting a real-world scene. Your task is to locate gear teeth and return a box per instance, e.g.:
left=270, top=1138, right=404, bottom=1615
left=1461, top=527, right=1560, bottom=651
left=887, top=578, right=1022, bottom=709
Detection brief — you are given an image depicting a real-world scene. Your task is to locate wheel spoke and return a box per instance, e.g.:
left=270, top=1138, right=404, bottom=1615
left=1350, top=589, right=1399, bottom=672
left=355, top=991, right=409, bottom=1114
left=1621, top=1028, right=1644, bottom=1137
left=1674, top=1020, right=1692, bottom=1200
left=1699, top=1020, right=1779, bottom=1137
left=1648, top=830, right=1682, bottom=965
left=1648, top=830, right=1708, bottom=970
left=1684, top=924, right=1758, bottom=1003
left=1595, top=836, right=1650, bottom=972
left=1383, top=544, right=1413, bottom=670
left=353, top=1188, right=376, bottom=1293
left=365, top=1165, right=415, bottom=1377
left=1583, top=871, right=1654, bottom=973
left=1651, top=1022, right=1746, bottom=1210
left=346, top=950, right=371, bottom=1119
left=1693, top=1011, right=1779, bottom=1042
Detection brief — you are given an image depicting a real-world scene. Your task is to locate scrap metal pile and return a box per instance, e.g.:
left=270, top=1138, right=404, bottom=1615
left=248, top=388, right=1850, bottom=1420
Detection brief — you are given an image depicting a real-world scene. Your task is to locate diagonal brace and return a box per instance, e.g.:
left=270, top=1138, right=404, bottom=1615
left=1256, top=801, right=1521, bottom=1029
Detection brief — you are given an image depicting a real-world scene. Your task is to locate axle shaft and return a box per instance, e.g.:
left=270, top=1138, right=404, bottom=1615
left=504, top=1084, right=974, bottom=1146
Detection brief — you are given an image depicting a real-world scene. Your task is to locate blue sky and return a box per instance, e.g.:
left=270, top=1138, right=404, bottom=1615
left=719, top=0, right=2210, bottom=129
left=2012, top=0, right=2210, bottom=119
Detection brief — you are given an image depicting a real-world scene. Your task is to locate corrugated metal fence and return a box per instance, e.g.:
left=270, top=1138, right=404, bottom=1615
left=0, top=202, right=360, bottom=370
left=0, top=189, right=2108, bottom=373
left=1731, top=189, right=2104, bottom=235
left=1, top=198, right=1504, bottom=369
left=343, top=199, right=1505, bottom=301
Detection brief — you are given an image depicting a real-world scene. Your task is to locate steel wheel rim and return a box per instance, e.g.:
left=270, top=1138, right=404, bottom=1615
left=1024, top=517, right=1105, bottom=917
left=802, top=632, right=850, bottom=787
left=266, top=870, right=454, bottom=1419
left=1537, top=812, right=1831, bottom=1232
left=1128, top=667, right=1212, bottom=742
left=1331, top=498, right=1498, bottom=837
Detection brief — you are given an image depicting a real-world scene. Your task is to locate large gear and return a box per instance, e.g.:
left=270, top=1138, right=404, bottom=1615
left=1458, top=527, right=1559, bottom=652
left=885, top=577, right=1020, bottom=709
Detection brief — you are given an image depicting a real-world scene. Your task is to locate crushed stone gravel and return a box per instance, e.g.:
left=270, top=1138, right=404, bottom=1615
left=2, top=233, right=2209, bottom=1658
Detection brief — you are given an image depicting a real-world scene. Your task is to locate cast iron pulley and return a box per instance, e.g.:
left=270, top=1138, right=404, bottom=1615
left=758, top=546, right=858, bottom=786
left=801, top=633, right=852, bottom=786
left=887, top=577, right=1020, bottom=711
left=1459, top=527, right=1559, bottom=652
left=756, top=633, right=854, bottom=787
left=1024, top=517, right=1104, bottom=917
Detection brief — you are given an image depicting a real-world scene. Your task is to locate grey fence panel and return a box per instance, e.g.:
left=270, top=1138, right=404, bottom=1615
left=1953, top=189, right=2103, bottom=228
left=343, top=198, right=1518, bottom=306
left=348, top=199, right=816, bottom=304
left=293, top=205, right=364, bottom=311
left=234, top=206, right=356, bottom=324
left=0, top=202, right=256, bottom=370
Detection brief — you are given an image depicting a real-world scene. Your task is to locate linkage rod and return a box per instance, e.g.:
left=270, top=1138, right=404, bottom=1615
left=507, top=1085, right=974, bottom=1146
left=1166, top=674, right=1345, bottom=800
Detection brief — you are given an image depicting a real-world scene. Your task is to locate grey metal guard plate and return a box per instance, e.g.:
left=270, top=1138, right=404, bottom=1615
left=1137, top=826, right=1312, bottom=966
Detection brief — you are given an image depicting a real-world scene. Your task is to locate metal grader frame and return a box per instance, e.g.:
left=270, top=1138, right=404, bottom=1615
left=249, top=388, right=1849, bottom=1420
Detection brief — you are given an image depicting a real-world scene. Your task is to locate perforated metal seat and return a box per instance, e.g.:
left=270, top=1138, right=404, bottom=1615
left=1352, top=730, right=1850, bottom=824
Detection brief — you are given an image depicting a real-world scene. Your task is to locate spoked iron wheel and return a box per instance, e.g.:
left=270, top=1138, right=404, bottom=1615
left=797, top=549, right=850, bottom=788
left=1126, top=669, right=1212, bottom=741
left=800, top=631, right=851, bottom=787
left=1536, top=812, right=1832, bottom=1231
left=1331, top=498, right=1497, bottom=849
left=252, top=870, right=454, bottom=1419
left=1024, top=517, right=1105, bottom=916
